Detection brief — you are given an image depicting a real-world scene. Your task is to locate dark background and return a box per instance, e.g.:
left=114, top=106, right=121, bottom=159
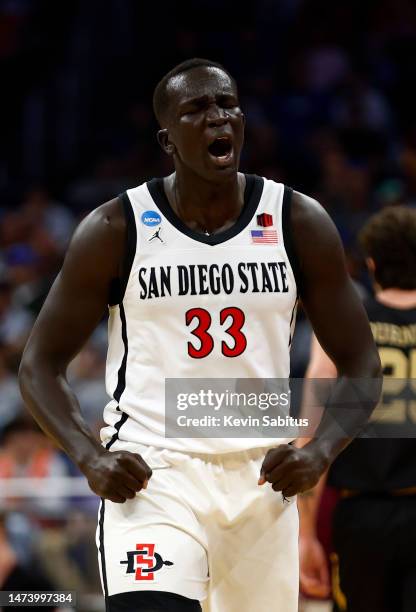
left=2, top=0, right=416, bottom=209
left=0, top=2, right=415, bottom=608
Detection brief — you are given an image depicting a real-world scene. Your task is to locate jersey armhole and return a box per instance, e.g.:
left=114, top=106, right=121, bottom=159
left=108, top=192, right=137, bottom=306
left=281, top=185, right=303, bottom=297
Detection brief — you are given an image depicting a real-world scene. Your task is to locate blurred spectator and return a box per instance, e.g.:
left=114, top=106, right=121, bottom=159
left=331, top=74, right=392, bottom=134
left=0, top=413, right=71, bottom=518
left=0, top=341, right=20, bottom=428
left=0, top=279, right=33, bottom=369
left=0, top=510, right=57, bottom=612
left=36, top=509, right=101, bottom=596
left=306, top=45, right=350, bottom=93
left=69, top=334, right=109, bottom=432
left=20, top=187, right=75, bottom=252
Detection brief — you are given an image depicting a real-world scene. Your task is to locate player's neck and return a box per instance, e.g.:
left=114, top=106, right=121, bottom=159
left=375, top=288, right=416, bottom=309
left=165, top=170, right=245, bottom=234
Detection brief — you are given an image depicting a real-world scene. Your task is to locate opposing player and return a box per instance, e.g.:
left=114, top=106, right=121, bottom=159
left=19, top=59, right=380, bottom=612
left=299, top=206, right=416, bottom=612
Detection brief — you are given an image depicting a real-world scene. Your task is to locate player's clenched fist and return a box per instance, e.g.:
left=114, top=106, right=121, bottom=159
left=80, top=449, right=152, bottom=503
left=258, top=444, right=328, bottom=497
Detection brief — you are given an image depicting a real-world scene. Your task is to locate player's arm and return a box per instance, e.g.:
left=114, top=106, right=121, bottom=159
left=306, top=334, right=339, bottom=378
left=297, top=333, right=336, bottom=519
left=297, top=335, right=336, bottom=597
left=260, top=192, right=381, bottom=495
left=298, top=478, right=330, bottom=598
left=19, top=199, right=152, bottom=503
left=297, top=333, right=338, bottom=448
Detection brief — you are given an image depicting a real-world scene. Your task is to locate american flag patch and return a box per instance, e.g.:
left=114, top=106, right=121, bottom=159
left=251, top=229, right=278, bottom=244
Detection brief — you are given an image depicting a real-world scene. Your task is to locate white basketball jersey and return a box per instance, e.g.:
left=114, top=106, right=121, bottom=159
left=101, top=175, right=299, bottom=453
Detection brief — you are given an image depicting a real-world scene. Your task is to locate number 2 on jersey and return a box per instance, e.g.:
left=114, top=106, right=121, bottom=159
left=186, top=307, right=247, bottom=358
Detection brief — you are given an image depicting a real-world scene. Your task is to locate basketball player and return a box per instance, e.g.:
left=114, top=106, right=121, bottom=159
left=299, top=206, right=416, bottom=612
left=19, top=59, right=380, bottom=612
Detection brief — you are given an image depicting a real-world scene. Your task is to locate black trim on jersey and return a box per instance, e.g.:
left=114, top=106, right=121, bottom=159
left=98, top=500, right=109, bottom=609
left=288, top=298, right=298, bottom=347
left=282, top=185, right=303, bottom=296
left=106, top=303, right=129, bottom=450
left=108, top=278, right=121, bottom=308
left=109, top=192, right=137, bottom=306
left=107, top=590, right=202, bottom=611
left=146, top=174, right=264, bottom=246
left=113, top=303, right=128, bottom=403
left=106, top=411, right=129, bottom=450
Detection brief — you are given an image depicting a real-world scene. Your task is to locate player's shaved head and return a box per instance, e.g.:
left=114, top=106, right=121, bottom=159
left=153, top=58, right=237, bottom=126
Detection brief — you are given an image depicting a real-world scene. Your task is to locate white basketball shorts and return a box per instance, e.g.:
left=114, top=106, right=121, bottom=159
left=96, top=442, right=299, bottom=612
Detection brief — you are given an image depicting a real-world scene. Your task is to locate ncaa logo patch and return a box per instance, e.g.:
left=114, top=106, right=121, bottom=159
left=141, top=211, right=162, bottom=227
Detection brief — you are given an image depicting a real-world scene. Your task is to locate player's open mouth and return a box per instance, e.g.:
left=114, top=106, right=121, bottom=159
left=207, top=137, right=233, bottom=166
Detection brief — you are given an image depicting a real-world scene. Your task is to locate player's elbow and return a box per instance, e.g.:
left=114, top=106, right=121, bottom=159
left=18, top=345, right=51, bottom=391
left=18, top=349, right=37, bottom=393
left=367, top=346, right=382, bottom=379
left=351, top=345, right=382, bottom=379
left=338, top=344, right=382, bottom=379
left=19, top=343, right=67, bottom=391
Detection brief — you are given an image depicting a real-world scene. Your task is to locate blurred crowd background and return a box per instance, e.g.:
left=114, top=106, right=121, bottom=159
left=0, top=0, right=415, bottom=609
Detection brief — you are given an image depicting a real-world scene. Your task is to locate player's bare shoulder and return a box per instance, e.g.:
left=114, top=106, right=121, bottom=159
left=291, top=191, right=338, bottom=246
left=75, top=197, right=125, bottom=248
left=63, top=197, right=126, bottom=282
left=290, top=190, right=345, bottom=273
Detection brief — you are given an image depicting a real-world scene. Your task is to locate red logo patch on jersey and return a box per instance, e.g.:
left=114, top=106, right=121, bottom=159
left=120, top=543, right=174, bottom=581
left=257, top=213, right=273, bottom=227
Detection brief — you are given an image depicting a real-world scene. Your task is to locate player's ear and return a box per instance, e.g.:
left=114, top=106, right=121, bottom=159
left=157, top=129, right=176, bottom=156
left=366, top=257, right=375, bottom=273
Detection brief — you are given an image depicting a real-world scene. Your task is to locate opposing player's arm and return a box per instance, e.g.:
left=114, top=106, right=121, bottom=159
left=260, top=193, right=381, bottom=497
left=297, top=334, right=338, bottom=448
left=19, top=199, right=152, bottom=502
left=306, top=333, right=338, bottom=378
left=297, top=334, right=335, bottom=598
